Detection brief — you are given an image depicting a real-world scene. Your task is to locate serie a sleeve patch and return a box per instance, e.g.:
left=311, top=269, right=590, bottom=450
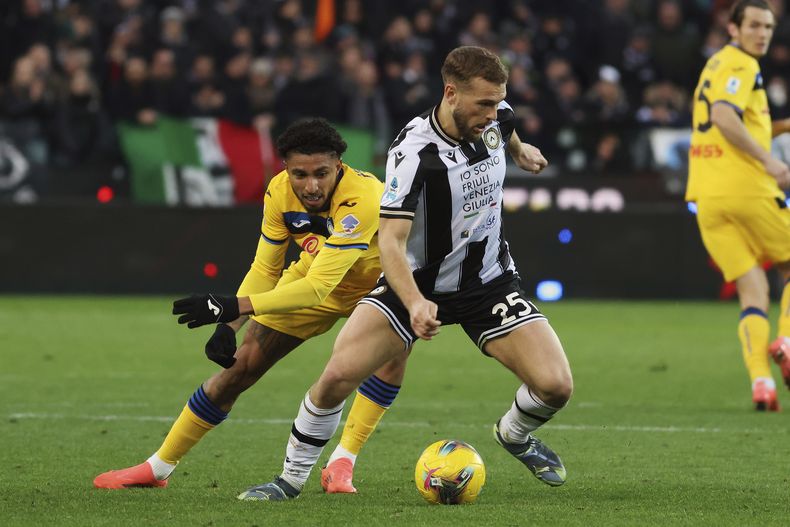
left=725, top=76, right=741, bottom=94
left=339, top=213, right=360, bottom=233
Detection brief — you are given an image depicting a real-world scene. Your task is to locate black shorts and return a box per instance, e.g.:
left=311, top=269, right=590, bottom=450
left=358, top=273, right=547, bottom=352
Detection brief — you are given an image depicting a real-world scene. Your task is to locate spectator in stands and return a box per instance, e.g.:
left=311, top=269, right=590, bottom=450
left=51, top=68, right=100, bottom=167
left=4, top=0, right=55, bottom=79
left=1, top=55, right=54, bottom=164
left=590, top=131, right=632, bottom=174
left=247, top=57, right=277, bottom=125
left=458, top=11, right=496, bottom=49
left=378, top=16, right=414, bottom=64
left=187, top=54, right=225, bottom=118
left=506, top=63, right=540, bottom=107
left=499, top=0, right=539, bottom=42
left=635, top=80, right=690, bottom=127
left=583, top=65, right=630, bottom=126
left=274, top=51, right=342, bottom=125
left=542, top=56, right=586, bottom=127
left=596, top=0, right=636, bottom=69
left=620, top=27, right=657, bottom=107
left=410, top=8, right=440, bottom=70
left=149, top=48, right=188, bottom=117
left=532, top=11, right=577, bottom=69
left=651, top=0, right=701, bottom=89
left=382, top=50, right=439, bottom=132
left=221, top=51, right=253, bottom=124
left=157, top=6, right=194, bottom=74
left=513, top=104, right=556, bottom=162
left=342, top=59, right=391, bottom=159
left=107, top=56, right=156, bottom=125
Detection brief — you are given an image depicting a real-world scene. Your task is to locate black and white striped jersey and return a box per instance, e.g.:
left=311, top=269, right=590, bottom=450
left=380, top=101, right=518, bottom=294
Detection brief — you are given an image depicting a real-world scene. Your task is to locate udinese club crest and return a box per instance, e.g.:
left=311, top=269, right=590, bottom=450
left=483, top=127, right=501, bottom=150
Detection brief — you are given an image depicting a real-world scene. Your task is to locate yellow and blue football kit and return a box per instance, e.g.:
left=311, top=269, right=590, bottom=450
left=94, top=163, right=399, bottom=489
left=236, top=163, right=383, bottom=339
left=687, top=43, right=790, bottom=388
left=687, top=43, right=790, bottom=282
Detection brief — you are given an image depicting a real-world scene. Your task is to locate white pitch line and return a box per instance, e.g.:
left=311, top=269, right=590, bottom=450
left=6, top=412, right=788, bottom=435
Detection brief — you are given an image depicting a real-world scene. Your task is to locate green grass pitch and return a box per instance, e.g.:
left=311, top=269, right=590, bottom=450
left=1, top=297, right=788, bottom=526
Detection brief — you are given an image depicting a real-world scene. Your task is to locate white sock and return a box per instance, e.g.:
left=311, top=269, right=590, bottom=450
left=498, top=384, right=560, bottom=444
left=146, top=453, right=177, bottom=480
left=280, top=393, right=344, bottom=490
left=327, top=444, right=357, bottom=466
left=753, top=377, right=776, bottom=390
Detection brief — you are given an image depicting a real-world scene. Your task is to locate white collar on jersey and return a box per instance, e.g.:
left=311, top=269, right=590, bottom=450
left=429, top=105, right=461, bottom=147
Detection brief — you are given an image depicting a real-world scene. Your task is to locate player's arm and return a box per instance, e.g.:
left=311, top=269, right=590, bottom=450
left=233, top=234, right=288, bottom=315
left=241, top=245, right=365, bottom=315
left=711, top=103, right=790, bottom=187
left=506, top=130, right=548, bottom=174
left=378, top=217, right=440, bottom=340
left=238, top=193, right=382, bottom=315
left=172, top=245, right=361, bottom=327
left=186, top=233, right=288, bottom=366
left=174, top=244, right=363, bottom=326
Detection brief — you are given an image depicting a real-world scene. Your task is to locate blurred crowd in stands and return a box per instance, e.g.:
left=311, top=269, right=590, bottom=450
left=2, top=0, right=790, bottom=199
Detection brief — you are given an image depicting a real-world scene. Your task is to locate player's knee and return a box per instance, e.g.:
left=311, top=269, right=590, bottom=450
left=313, top=366, right=356, bottom=407
left=534, top=374, right=573, bottom=408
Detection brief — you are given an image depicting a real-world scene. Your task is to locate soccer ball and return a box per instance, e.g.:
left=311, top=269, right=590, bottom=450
left=414, top=439, right=486, bottom=505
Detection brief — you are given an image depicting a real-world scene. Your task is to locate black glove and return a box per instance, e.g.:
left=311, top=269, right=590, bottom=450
left=172, top=293, right=240, bottom=328
left=205, top=324, right=237, bottom=368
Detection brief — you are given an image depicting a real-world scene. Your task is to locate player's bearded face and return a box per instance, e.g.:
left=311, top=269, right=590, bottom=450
left=286, top=152, right=342, bottom=213
left=451, top=78, right=506, bottom=142
left=452, top=106, right=483, bottom=142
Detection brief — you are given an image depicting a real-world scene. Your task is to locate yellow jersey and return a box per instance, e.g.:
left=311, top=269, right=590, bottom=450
left=686, top=43, right=780, bottom=200
left=236, top=163, right=383, bottom=315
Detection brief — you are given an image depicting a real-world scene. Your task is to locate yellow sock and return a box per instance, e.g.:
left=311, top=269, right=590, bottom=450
left=778, top=280, right=790, bottom=338
left=156, top=405, right=215, bottom=464
left=156, top=385, right=227, bottom=465
left=339, top=393, right=387, bottom=456
left=738, top=308, right=772, bottom=383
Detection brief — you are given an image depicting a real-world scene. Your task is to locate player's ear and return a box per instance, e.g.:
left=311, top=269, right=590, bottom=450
left=726, top=21, right=738, bottom=40
left=444, top=82, right=457, bottom=103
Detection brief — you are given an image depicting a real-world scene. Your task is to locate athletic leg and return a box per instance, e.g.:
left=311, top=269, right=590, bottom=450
left=238, top=304, right=409, bottom=500
left=94, top=321, right=303, bottom=489
left=322, top=354, right=409, bottom=493
left=735, top=266, right=778, bottom=410
left=485, top=320, right=573, bottom=486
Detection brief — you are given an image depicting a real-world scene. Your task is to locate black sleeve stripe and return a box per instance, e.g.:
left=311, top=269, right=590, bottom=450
left=401, top=142, right=441, bottom=211
left=497, top=106, right=516, bottom=142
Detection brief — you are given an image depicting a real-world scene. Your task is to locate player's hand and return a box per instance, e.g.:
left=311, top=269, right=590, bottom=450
left=172, top=293, right=240, bottom=328
left=205, top=324, right=237, bottom=368
left=765, top=157, right=790, bottom=189
left=514, top=143, right=548, bottom=174
left=408, top=298, right=441, bottom=340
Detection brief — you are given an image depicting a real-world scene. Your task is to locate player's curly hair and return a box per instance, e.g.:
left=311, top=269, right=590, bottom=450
left=275, top=118, right=347, bottom=159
